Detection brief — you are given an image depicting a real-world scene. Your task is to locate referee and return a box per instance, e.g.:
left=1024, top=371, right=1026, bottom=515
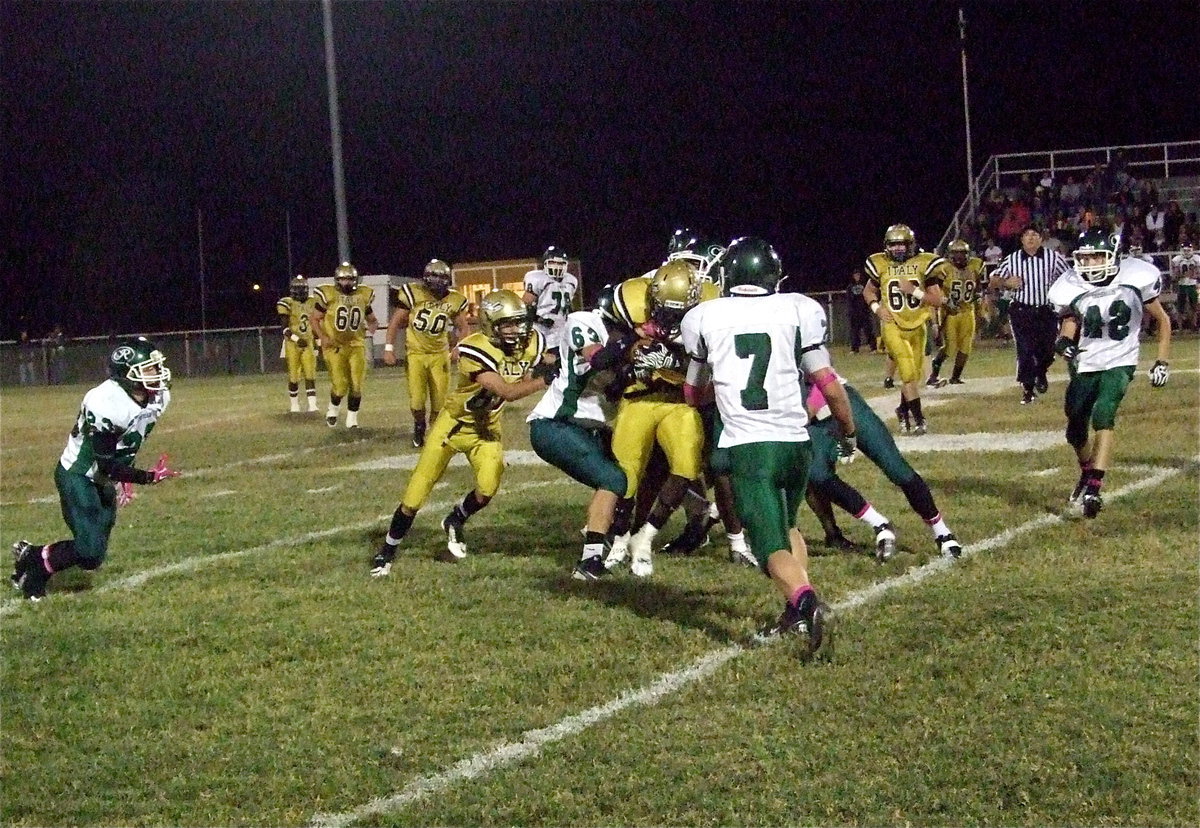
left=991, top=225, right=1070, bottom=404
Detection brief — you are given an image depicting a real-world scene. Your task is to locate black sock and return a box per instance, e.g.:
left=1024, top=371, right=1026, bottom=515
left=453, top=491, right=486, bottom=524
left=585, top=531, right=606, bottom=547
left=385, top=509, right=415, bottom=545
left=909, top=398, right=924, bottom=422
left=46, top=540, right=81, bottom=573
left=930, top=355, right=945, bottom=377
left=610, top=498, right=634, bottom=538
left=348, top=395, right=362, bottom=412
left=897, top=398, right=910, bottom=415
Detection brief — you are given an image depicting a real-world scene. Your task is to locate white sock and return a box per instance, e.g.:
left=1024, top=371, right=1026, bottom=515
left=346, top=410, right=359, bottom=428
left=858, top=505, right=890, bottom=529
left=634, top=523, right=659, bottom=545
left=727, top=531, right=748, bottom=553
left=326, top=404, right=338, bottom=418
left=927, top=513, right=951, bottom=537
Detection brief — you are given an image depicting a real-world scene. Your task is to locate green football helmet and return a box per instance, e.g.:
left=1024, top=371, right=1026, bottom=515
left=109, top=337, right=171, bottom=395
left=715, top=236, right=783, bottom=297
left=884, top=224, right=916, bottom=262
left=1073, top=228, right=1121, bottom=285
left=423, top=258, right=452, bottom=297
left=667, top=233, right=726, bottom=281
left=289, top=275, right=309, bottom=302
left=667, top=227, right=700, bottom=258
left=594, top=284, right=623, bottom=329
left=541, top=246, right=569, bottom=280
left=334, top=262, right=359, bottom=295
left=479, top=289, right=532, bottom=353
left=648, top=259, right=702, bottom=334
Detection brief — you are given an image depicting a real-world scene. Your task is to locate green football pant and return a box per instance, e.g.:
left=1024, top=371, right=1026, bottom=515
left=728, top=440, right=812, bottom=569
left=55, top=464, right=117, bottom=566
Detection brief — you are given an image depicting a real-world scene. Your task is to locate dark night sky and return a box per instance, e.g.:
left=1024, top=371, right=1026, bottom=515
left=2, top=0, right=1197, bottom=338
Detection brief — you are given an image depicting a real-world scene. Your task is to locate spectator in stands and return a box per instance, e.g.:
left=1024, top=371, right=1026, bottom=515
left=1038, top=170, right=1055, bottom=195
left=1163, top=201, right=1186, bottom=249
left=845, top=269, right=877, bottom=354
left=997, top=198, right=1030, bottom=252
left=1145, top=203, right=1166, bottom=250
left=1110, top=210, right=1128, bottom=249
left=47, top=323, right=66, bottom=385
left=1059, top=175, right=1083, bottom=211
left=1182, top=213, right=1199, bottom=246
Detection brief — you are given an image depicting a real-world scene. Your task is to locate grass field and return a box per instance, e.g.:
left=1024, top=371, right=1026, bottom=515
left=2, top=340, right=1197, bottom=827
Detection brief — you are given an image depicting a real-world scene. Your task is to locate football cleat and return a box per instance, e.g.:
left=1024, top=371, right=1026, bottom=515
left=937, top=533, right=963, bottom=559
left=883, top=376, right=895, bottom=389
left=895, top=407, right=912, bottom=434
left=1020, top=390, right=1036, bottom=405
left=823, top=532, right=856, bottom=551
left=604, top=532, right=630, bottom=569
left=11, top=540, right=47, bottom=601
left=750, top=600, right=834, bottom=661
left=440, top=512, right=468, bottom=560
left=572, top=556, right=608, bottom=581
left=728, top=539, right=757, bottom=568
left=912, top=419, right=928, bottom=436
left=1035, top=375, right=1049, bottom=395
left=660, top=514, right=714, bottom=556
left=925, top=376, right=947, bottom=389
left=948, top=377, right=965, bottom=385
left=629, top=532, right=654, bottom=577
left=412, top=422, right=426, bottom=449
left=874, top=523, right=897, bottom=563
left=326, top=415, right=338, bottom=427
left=370, top=545, right=396, bottom=577
left=345, top=411, right=359, bottom=429
left=1068, top=477, right=1087, bottom=505
left=1081, top=492, right=1103, bottom=519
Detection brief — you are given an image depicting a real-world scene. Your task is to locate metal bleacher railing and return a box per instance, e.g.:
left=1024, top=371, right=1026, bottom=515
left=937, top=139, right=1200, bottom=253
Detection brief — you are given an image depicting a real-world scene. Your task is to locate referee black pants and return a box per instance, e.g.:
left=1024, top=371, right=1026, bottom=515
left=1009, top=303, right=1057, bottom=390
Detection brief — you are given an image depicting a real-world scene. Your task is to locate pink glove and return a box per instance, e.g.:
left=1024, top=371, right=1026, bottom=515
left=116, top=481, right=136, bottom=507
left=151, top=453, right=181, bottom=483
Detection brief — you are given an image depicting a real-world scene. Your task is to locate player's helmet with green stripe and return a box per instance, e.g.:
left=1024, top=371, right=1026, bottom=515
left=667, top=233, right=725, bottom=282
left=1073, top=228, right=1121, bottom=285
left=715, top=236, right=783, bottom=297
left=109, top=337, right=171, bottom=395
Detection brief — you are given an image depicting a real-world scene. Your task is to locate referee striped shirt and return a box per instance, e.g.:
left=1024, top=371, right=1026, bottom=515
left=993, top=247, right=1070, bottom=307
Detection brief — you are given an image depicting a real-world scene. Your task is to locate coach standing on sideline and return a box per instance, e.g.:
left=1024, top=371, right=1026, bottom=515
left=991, top=225, right=1070, bottom=404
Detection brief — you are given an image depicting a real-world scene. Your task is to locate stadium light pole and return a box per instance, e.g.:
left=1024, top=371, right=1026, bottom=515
left=959, top=8, right=976, bottom=212
left=322, top=0, right=351, bottom=264
left=197, top=207, right=208, bottom=334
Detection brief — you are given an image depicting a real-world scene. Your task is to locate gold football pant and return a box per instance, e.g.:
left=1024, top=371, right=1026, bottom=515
left=401, top=411, right=505, bottom=511
left=407, top=351, right=451, bottom=413
left=880, top=323, right=927, bottom=384
left=611, top=398, right=704, bottom=498
left=942, top=311, right=976, bottom=359
left=284, top=340, right=317, bottom=383
left=323, top=343, right=367, bottom=398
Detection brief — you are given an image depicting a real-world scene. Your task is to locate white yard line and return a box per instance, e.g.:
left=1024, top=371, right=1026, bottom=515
left=0, top=479, right=561, bottom=620
left=307, top=461, right=1190, bottom=828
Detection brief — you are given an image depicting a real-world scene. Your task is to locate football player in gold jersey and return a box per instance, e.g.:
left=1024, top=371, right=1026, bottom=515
left=862, top=224, right=948, bottom=435
left=276, top=275, right=320, bottom=413
left=926, top=239, right=985, bottom=386
left=371, top=290, right=554, bottom=573
left=603, top=259, right=719, bottom=577
left=383, top=259, right=470, bottom=447
left=311, top=262, right=379, bottom=429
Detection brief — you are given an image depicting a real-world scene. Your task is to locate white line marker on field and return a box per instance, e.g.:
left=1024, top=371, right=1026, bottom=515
left=307, top=461, right=1191, bottom=828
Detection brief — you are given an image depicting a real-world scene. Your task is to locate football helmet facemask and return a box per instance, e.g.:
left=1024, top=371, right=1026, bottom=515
left=541, top=246, right=569, bottom=280
left=884, top=224, right=917, bottom=262
left=289, top=275, right=309, bottom=302
left=479, top=289, right=533, bottom=354
left=947, top=239, right=971, bottom=268
left=1128, top=244, right=1143, bottom=256
left=716, top=236, right=783, bottom=297
left=1183, top=244, right=1194, bottom=256
left=1073, top=229, right=1121, bottom=285
left=667, top=235, right=726, bottom=281
left=423, top=259, right=452, bottom=297
left=109, top=337, right=171, bottom=396
left=334, top=262, right=359, bottom=295
left=648, top=259, right=702, bottom=334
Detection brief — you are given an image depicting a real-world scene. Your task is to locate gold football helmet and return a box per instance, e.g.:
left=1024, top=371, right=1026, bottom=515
left=648, top=259, right=702, bottom=334
left=479, top=289, right=532, bottom=353
left=884, top=224, right=916, bottom=262
left=947, top=239, right=971, bottom=267
left=423, top=258, right=452, bottom=297
left=289, top=275, right=309, bottom=301
left=334, top=262, right=359, bottom=295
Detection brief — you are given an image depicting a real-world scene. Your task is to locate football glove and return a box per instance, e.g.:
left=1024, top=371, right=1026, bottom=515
left=631, top=341, right=679, bottom=382
left=531, top=360, right=558, bottom=385
left=116, top=481, right=136, bottom=507
left=150, top=453, right=181, bottom=483
left=1148, top=360, right=1169, bottom=387
left=943, top=297, right=960, bottom=315
left=1054, top=336, right=1078, bottom=361
left=836, top=433, right=858, bottom=465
